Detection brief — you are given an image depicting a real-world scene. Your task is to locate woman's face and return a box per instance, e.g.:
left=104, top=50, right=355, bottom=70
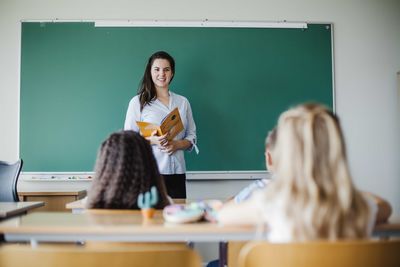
left=151, top=58, right=173, bottom=89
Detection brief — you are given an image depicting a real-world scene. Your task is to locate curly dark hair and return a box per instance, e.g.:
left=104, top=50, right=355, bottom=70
left=87, top=130, right=169, bottom=209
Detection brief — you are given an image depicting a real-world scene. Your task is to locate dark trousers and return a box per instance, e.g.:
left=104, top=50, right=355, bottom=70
left=162, top=174, right=186, bottom=199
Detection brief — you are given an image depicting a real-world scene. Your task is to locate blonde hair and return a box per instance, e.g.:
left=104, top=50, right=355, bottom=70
left=265, top=103, right=370, bottom=240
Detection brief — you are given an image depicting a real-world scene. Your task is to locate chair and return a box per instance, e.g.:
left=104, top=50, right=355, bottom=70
left=0, top=159, right=23, bottom=201
left=238, top=240, right=400, bottom=267
left=0, top=243, right=202, bottom=267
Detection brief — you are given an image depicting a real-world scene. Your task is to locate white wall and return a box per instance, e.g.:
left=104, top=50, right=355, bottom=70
left=1, top=0, right=399, bottom=216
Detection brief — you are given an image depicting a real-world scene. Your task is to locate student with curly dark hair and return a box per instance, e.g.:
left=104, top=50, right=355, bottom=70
left=87, top=130, right=170, bottom=209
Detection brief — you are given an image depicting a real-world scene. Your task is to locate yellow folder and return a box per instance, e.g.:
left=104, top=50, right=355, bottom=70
left=136, top=107, right=184, bottom=141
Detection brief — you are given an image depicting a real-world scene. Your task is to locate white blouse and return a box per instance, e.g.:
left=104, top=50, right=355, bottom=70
left=124, top=91, right=197, bottom=175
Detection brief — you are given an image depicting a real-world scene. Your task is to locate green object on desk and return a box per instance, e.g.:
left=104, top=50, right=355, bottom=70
left=137, top=186, right=158, bottom=209
left=20, top=22, right=333, bottom=172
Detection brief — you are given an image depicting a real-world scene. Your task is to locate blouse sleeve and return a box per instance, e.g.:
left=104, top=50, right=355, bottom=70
left=184, top=100, right=198, bottom=153
left=124, top=97, right=141, bottom=132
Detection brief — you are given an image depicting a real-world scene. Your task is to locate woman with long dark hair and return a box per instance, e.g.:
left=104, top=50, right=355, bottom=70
left=124, top=51, right=197, bottom=198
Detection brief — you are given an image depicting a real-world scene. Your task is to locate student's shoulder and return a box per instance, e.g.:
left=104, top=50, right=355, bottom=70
left=362, top=191, right=392, bottom=224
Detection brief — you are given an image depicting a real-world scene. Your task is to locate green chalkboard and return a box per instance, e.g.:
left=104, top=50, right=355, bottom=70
left=20, top=22, right=333, bottom=172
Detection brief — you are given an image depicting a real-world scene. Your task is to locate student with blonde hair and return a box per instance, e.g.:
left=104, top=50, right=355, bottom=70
left=218, top=103, right=391, bottom=241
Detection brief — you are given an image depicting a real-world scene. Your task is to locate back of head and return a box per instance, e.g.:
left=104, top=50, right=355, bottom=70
left=265, top=127, right=278, bottom=151
left=267, top=103, right=370, bottom=240
left=264, top=127, right=277, bottom=172
left=87, top=130, right=169, bottom=209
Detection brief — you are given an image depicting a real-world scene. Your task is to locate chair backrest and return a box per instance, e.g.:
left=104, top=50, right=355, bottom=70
left=0, top=243, right=202, bottom=267
left=238, top=240, right=400, bottom=267
left=0, top=159, right=23, bottom=201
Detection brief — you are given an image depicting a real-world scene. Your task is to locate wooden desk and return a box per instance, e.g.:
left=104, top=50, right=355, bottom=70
left=0, top=211, right=256, bottom=243
left=0, top=202, right=44, bottom=219
left=65, top=197, right=87, bottom=213
left=66, top=198, right=188, bottom=214
left=2, top=212, right=398, bottom=243
left=19, top=190, right=86, bottom=212
left=0, top=212, right=399, bottom=267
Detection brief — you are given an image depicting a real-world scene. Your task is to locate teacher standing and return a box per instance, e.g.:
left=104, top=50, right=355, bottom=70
left=124, top=51, right=197, bottom=198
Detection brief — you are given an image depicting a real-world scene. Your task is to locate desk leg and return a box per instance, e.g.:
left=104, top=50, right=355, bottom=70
left=30, top=239, right=38, bottom=248
left=219, top=241, right=227, bottom=267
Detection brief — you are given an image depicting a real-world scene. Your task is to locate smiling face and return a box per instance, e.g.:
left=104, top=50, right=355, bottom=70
left=151, top=58, right=173, bottom=90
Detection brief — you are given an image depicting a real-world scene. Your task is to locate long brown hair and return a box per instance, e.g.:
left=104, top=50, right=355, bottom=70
left=138, top=51, right=175, bottom=110
left=87, top=130, right=169, bottom=209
